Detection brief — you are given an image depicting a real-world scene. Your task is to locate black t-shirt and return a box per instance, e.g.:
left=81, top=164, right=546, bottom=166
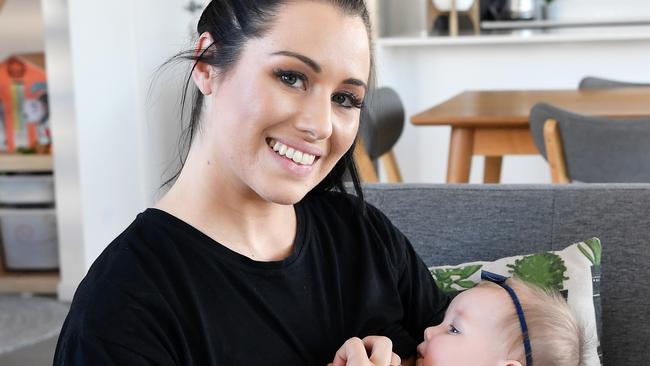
left=54, top=192, right=449, bottom=365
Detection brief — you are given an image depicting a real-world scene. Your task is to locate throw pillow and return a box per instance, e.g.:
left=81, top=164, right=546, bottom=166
left=429, top=238, right=602, bottom=366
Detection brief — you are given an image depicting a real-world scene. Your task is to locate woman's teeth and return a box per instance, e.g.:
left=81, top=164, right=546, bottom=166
left=269, top=139, right=316, bottom=166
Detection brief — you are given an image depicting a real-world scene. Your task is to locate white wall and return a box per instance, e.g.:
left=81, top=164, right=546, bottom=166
left=41, top=0, right=85, bottom=301
left=42, top=0, right=203, bottom=300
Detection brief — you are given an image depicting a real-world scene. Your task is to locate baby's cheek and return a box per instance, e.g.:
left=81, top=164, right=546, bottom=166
left=421, top=336, right=450, bottom=366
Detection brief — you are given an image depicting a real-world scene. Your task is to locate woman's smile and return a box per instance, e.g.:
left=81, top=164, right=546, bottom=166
left=266, top=138, right=320, bottom=177
left=267, top=138, right=319, bottom=166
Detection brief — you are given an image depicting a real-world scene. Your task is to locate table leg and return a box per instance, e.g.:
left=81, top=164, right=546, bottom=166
left=447, top=127, right=474, bottom=183
left=484, top=156, right=503, bottom=183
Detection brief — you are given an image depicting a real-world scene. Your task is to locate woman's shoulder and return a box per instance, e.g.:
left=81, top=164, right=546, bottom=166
left=303, top=190, right=417, bottom=280
left=303, top=190, right=407, bottom=257
left=304, top=190, right=394, bottom=227
left=69, top=210, right=181, bottom=313
left=61, top=211, right=180, bottom=342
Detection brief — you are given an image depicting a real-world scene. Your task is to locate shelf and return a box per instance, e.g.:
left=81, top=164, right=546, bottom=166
left=481, top=18, right=650, bottom=30
left=0, top=264, right=59, bottom=294
left=0, top=154, right=53, bottom=172
left=0, top=148, right=56, bottom=295
left=0, top=229, right=59, bottom=294
left=375, top=27, right=650, bottom=47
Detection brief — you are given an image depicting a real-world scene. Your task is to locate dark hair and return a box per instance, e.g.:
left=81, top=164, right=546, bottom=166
left=162, top=0, right=375, bottom=206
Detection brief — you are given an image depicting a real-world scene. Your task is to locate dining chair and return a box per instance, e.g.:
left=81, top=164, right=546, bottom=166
left=354, top=87, right=405, bottom=183
left=578, top=76, right=650, bottom=89
left=529, top=103, right=650, bottom=183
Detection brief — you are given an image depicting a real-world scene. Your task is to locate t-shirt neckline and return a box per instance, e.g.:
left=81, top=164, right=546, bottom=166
left=142, top=202, right=308, bottom=271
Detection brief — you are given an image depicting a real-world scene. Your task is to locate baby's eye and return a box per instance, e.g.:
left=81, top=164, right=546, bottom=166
left=448, top=325, right=461, bottom=335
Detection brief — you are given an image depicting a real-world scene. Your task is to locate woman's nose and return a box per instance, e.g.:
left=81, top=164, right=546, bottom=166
left=294, top=94, right=333, bottom=141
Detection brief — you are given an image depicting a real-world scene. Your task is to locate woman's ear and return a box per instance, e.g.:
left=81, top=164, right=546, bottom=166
left=192, top=32, right=216, bottom=96
left=502, top=360, right=523, bottom=366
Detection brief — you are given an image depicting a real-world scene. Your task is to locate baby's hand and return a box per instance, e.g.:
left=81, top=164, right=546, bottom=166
left=327, top=336, right=401, bottom=366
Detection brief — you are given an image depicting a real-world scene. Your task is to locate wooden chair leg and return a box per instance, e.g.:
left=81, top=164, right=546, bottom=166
left=470, top=0, right=481, bottom=34
left=353, top=138, right=379, bottom=183
left=543, top=119, right=570, bottom=183
left=483, top=156, right=502, bottom=183
left=449, top=0, right=459, bottom=36
left=379, top=150, right=403, bottom=183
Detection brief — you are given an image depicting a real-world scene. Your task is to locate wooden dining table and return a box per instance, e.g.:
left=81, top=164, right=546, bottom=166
left=410, top=88, right=650, bottom=183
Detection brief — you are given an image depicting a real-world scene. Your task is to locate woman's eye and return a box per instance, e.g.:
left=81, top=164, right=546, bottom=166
left=275, top=70, right=306, bottom=90
left=332, top=92, right=364, bottom=109
left=448, top=325, right=461, bottom=335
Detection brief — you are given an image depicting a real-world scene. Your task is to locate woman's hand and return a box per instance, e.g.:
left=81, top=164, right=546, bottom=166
left=327, top=336, right=401, bottom=366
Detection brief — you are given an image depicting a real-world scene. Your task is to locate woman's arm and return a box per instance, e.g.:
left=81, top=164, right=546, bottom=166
left=365, top=204, right=451, bottom=358
left=54, top=332, right=170, bottom=365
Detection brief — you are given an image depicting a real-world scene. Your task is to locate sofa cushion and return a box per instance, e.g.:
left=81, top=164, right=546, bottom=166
left=429, top=238, right=602, bottom=365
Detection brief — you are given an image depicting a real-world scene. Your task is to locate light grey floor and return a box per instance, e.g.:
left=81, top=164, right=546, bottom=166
left=0, top=294, right=68, bottom=366
left=0, top=336, right=58, bottom=366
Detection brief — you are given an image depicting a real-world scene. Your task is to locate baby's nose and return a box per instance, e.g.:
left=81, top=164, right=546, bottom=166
left=423, top=326, right=436, bottom=341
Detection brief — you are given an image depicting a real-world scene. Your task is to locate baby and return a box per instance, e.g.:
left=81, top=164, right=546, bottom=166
left=416, top=271, right=584, bottom=366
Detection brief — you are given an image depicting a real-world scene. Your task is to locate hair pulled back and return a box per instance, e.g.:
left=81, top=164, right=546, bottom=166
left=163, top=0, right=375, bottom=206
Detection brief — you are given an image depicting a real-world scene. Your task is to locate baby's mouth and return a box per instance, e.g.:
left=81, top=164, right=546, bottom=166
left=416, top=342, right=425, bottom=359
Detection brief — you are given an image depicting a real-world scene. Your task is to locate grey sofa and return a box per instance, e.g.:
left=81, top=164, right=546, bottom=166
left=363, top=184, right=650, bottom=365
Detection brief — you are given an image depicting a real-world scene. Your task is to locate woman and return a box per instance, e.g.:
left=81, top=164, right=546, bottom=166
left=54, top=1, right=449, bottom=365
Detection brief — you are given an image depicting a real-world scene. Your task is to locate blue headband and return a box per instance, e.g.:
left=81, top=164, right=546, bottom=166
left=481, top=271, right=533, bottom=366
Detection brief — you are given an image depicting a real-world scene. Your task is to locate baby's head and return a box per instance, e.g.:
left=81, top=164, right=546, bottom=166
left=417, top=276, right=583, bottom=366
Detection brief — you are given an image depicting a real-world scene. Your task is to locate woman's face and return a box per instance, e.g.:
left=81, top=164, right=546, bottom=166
left=416, top=286, right=522, bottom=366
left=195, top=1, right=370, bottom=204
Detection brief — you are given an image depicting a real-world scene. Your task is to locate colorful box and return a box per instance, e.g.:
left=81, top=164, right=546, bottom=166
left=0, top=56, right=50, bottom=153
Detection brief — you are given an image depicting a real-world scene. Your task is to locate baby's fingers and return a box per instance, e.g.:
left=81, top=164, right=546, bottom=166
left=363, top=336, right=395, bottom=366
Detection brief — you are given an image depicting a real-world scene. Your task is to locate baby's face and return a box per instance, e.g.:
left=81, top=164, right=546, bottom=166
left=416, top=285, right=517, bottom=366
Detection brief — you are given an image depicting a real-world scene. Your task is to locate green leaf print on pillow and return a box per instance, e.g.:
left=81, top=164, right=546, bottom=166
left=578, top=237, right=602, bottom=265
left=507, top=252, right=569, bottom=291
left=430, top=264, right=482, bottom=293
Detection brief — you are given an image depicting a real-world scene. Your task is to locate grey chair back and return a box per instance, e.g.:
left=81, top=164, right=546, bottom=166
left=529, top=103, right=650, bottom=183
left=359, top=87, right=405, bottom=160
left=579, top=76, right=650, bottom=89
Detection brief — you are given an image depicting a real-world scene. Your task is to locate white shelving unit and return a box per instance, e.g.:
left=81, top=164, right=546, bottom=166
left=1, top=0, right=59, bottom=294
left=0, top=155, right=59, bottom=294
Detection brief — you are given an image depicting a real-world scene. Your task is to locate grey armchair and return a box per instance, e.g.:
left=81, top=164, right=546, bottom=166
left=579, top=76, right=650, bottom=89
left=529, top=103, right=650, bottom=183
left=354, top=87, right=405, bottom=183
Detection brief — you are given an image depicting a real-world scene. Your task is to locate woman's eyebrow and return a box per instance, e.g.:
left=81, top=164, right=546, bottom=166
left=271, top=50, right=321, bottom=73
left=270, top=50, right=368, bottom=91
left=343, top=78, right=368, bottom=93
